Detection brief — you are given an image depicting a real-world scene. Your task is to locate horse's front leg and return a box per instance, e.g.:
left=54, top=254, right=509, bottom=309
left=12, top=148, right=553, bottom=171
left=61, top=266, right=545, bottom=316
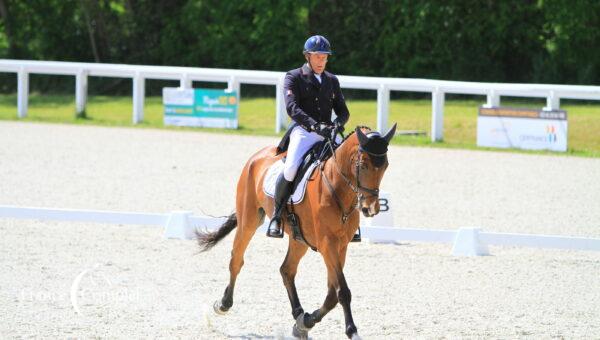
left=308, top=278, right=338, bottom=324
left=280, top=240, right=309, bottom=325
left=320, top=239, right=359, bottom=339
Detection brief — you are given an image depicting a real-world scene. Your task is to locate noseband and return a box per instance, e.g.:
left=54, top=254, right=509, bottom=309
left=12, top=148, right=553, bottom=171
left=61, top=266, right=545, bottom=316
left=320, top=138, right=384, bottom=224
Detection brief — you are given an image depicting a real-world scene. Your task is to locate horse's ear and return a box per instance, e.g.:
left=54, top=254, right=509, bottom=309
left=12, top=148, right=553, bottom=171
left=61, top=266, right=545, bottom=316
left=383, top=123, right=397, bottom=144
left=355, top=126, right=369, bottom=146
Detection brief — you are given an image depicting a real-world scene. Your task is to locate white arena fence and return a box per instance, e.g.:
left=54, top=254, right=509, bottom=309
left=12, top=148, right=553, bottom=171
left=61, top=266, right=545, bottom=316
left=1, top=205, right=599, bottom=257
left=2, top=59, right=600, bottom=141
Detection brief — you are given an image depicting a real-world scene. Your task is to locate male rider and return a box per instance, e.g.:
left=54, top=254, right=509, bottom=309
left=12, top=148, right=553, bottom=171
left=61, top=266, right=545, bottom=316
left=267, top=35, right=350, bottom=238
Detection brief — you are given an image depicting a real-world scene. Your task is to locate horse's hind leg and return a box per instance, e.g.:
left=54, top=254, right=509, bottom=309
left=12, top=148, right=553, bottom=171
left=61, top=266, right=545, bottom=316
left=214, top=207, right=264, bottom=314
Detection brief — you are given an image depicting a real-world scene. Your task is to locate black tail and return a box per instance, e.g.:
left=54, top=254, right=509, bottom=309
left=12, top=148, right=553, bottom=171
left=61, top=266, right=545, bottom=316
left=196, top=213, right=237, bottom=252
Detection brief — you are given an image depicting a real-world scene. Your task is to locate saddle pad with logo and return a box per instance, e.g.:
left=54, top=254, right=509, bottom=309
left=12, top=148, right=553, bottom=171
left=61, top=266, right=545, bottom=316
left=263, top=160, right=319, bottom=204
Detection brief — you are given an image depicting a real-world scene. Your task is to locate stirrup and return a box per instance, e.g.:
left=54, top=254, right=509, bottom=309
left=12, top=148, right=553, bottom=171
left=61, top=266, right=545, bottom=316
left=266, top=218, right=284, bottom=238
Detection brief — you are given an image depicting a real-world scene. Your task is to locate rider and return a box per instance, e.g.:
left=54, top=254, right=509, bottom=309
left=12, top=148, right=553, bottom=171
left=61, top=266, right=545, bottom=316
left=267, top=35, right=350, bottom=238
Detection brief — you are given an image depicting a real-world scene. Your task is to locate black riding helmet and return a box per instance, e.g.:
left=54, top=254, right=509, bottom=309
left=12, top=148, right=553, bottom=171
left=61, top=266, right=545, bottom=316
left=303, top=35, right=332, bottom=55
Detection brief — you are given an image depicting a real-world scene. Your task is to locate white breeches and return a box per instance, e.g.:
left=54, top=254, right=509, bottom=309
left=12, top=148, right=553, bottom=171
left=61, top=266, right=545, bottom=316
left=283, top=125, right=341, bottom=181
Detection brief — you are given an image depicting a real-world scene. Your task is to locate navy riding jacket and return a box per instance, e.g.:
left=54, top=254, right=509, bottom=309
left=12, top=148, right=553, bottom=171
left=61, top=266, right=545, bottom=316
left=283, top=63, right=350, bottom=130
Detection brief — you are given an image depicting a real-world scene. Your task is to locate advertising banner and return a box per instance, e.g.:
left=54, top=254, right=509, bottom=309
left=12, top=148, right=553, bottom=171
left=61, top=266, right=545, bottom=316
left=163, top=88, right=238, bottom=129
left=477, top=107, right=567, bottom=152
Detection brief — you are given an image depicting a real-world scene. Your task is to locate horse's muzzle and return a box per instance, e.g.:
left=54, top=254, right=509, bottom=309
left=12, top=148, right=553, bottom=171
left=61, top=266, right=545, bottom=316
left=360, top=199, right=379, bottom=217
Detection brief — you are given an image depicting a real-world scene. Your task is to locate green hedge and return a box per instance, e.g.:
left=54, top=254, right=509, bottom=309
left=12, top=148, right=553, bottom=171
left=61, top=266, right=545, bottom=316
left=0, top=0, right=598, bottom=94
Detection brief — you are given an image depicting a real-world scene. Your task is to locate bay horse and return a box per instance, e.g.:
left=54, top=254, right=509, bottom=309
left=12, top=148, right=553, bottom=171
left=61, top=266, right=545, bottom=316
left=196, top=124, right=396, bottom=339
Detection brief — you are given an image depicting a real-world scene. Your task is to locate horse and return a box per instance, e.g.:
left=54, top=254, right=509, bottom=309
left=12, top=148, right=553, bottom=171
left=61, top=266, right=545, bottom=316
left=196, top=124, right=396, bottom=339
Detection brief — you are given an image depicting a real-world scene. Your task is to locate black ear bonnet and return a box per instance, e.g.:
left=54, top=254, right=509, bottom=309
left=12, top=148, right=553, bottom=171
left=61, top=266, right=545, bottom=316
left=355, top=124, right=397, bottom=168
left=359, top=132, right=388, bottom=167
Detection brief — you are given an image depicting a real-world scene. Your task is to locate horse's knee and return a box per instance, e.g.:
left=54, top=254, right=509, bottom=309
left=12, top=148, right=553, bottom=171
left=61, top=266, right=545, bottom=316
left=279, top=264, right=295, bottom=284
left=337, top=286, right=351, bottom=305
left=324, top=291, right=338, bottom=310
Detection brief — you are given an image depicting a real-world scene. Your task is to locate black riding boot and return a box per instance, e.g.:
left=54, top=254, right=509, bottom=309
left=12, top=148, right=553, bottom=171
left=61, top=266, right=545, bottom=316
left=266, top=173, right=293, bottom=238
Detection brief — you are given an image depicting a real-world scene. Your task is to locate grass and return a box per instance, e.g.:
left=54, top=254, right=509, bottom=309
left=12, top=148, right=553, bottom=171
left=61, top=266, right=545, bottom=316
left=1, top=93, right=599, bottom=157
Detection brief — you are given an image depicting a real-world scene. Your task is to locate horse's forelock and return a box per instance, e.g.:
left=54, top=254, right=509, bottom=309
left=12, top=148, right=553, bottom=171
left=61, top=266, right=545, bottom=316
left=369, top=153, right=387, bottom=167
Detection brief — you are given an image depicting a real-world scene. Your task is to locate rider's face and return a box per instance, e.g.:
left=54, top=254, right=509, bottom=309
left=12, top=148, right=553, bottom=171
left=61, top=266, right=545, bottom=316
left=306, top=53, right=328, bottom=74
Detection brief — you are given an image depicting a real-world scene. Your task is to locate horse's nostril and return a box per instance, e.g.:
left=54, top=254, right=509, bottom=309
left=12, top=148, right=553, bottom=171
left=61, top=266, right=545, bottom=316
left=361, top=207, right=369, bottom=215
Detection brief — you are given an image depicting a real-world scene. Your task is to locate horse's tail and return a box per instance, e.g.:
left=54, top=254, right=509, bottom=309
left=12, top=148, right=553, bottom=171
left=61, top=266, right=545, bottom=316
left=196, top=213, right=237, bottom=252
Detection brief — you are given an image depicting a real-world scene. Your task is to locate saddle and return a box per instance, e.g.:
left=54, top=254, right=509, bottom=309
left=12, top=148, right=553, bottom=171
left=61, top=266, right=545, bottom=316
left=263, top=140, right=332, bottom=204
left=286, top=140, right=330, bottom=192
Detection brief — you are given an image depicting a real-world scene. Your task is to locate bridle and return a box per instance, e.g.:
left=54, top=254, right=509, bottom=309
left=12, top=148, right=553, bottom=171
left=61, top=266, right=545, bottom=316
left=320, top=132, right=384, bottom=224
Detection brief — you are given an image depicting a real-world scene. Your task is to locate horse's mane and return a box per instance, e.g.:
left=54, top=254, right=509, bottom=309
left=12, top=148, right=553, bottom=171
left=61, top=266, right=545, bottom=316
left=341, top=125, right=372, bottom=144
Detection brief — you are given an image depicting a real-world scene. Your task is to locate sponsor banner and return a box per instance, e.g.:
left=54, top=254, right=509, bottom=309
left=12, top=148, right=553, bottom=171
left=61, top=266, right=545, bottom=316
left=477, top=107, right=567, bottom=152
left=163, top=87, right=238, bottom=129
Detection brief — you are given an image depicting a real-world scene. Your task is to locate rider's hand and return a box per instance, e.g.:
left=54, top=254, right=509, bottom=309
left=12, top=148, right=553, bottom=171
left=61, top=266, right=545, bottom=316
left=333, top=118, right=345, bottom=133
left=312, top=123, right=333, bottom=138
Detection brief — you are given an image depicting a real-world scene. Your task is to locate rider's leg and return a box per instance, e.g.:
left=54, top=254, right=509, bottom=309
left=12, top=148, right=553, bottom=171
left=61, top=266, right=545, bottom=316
left=266, top=172, right=293, bottom=238
left=283, top=125, right=324, bottom=182
left=267, top=125, right=323, bottom=238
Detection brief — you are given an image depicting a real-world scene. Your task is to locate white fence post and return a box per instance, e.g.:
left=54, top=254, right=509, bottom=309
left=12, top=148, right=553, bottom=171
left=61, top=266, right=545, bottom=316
left=75, top=69, right=88, bottom=115
left=132, top=72, right=145, bottom=124
left=17, top=67, right=29, bottom=118
left=431, top=87, right=444, bottom=142
left=544, top=90, right=560, bottom=111
left=180, top=74, right=192, bottom=89
left=275, top=77, right=287, bottom=133
left=227, top=75, right=240, bottom=95
left=484, top=89, right=500, bottom=108
left=226, top=76, right=241, bottom=129
left=227, top=75, right=240, bottom=102
left=377, top=84, right=390, bottom=133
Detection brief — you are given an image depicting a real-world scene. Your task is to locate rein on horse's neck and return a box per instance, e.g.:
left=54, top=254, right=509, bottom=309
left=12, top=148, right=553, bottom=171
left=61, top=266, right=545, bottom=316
left=322, top=136, right=359, bottom=208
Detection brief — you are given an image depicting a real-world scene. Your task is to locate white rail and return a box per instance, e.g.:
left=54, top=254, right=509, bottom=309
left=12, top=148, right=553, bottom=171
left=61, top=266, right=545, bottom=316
left=1, top=205, right=599, bottom=256
left=2, top=59, right=600, bottom=140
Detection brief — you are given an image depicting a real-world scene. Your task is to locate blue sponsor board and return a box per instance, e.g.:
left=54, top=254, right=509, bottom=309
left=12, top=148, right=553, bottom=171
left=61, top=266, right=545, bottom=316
left=163, top=88, right=238, bottom=129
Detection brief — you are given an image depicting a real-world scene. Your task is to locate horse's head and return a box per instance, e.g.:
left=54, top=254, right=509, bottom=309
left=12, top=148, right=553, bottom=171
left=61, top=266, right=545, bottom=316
left=352, top=123, right=396, bottom=217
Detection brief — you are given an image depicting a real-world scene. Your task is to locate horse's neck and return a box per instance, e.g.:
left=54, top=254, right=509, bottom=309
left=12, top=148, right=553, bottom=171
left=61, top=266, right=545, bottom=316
left=323, top=139, right=357, bottom=202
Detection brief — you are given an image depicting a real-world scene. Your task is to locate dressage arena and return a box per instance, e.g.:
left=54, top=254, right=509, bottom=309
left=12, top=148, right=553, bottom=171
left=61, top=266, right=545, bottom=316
left=1, top=121, right=599, bottom=338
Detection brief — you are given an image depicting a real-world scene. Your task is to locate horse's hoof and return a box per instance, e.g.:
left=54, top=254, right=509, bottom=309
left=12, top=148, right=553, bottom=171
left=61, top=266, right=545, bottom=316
left=296, top=312, right=315, bottom=330
left=213, top=300, right=228, bottom=315
left=292, top=323, right=308, bottom=340
left=346, top=325, right=359, bottom=339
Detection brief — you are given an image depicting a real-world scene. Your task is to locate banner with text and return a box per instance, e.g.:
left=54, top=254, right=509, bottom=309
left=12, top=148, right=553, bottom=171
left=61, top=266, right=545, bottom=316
left=477, top=107, right=567, bottom=152
left=163, top=88, right=238, bottom=129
